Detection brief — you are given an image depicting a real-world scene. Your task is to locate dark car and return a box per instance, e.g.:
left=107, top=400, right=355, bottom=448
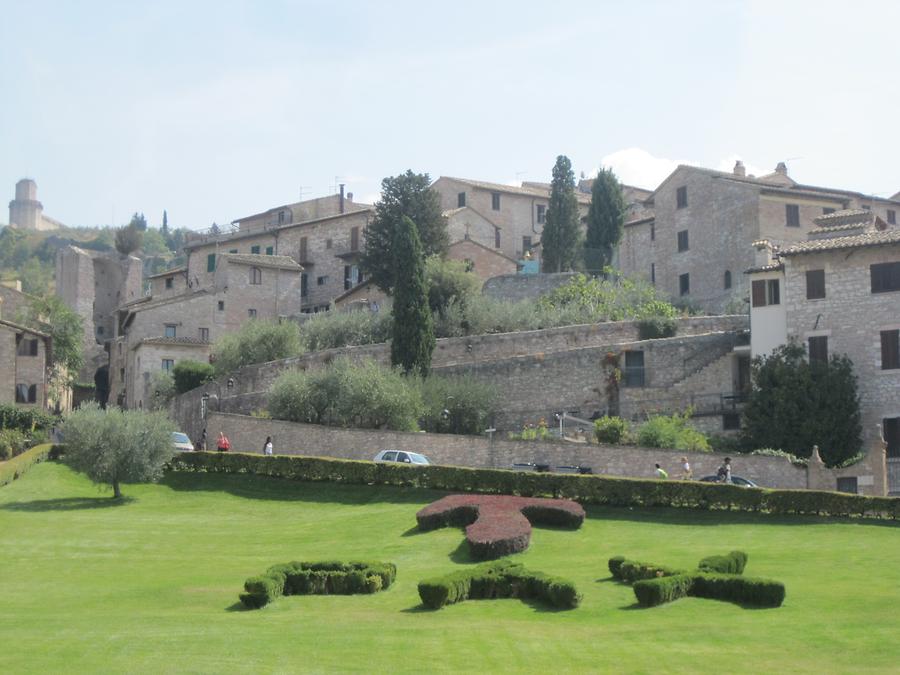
left=699, top=475, right=759, bottom=488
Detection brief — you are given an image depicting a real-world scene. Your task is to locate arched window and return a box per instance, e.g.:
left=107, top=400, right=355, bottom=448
left=724, top=270, right=732, bottom=290
left=249, top=267, right=262, bottom=285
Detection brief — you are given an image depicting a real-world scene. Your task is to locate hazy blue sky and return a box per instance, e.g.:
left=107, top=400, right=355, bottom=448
left=1, top=0, right=898, bottom=230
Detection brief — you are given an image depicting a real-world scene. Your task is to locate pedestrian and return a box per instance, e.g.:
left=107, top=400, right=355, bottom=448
left=216, top=431, right=231, bottom=453
left=655, top=463, right=668, bottom=480
left=263, top=436, right=273, bottom=456
left=679, top=456, right=692, bottom=480
left=199, top=428, right=208, bottom=452
left=717, top=457, right=732, bottom=484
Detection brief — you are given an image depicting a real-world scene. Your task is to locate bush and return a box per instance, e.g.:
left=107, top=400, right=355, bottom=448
left=698, top=550, right=748, bottom=575
left=0, top=429, right=28, bottom=460
left=689, top=573, right=785, bottom=608
left=608, top=556, right=626, bottom=578
left=633, top=574, right=694, bottom=607
left=167, top=452, right=900, bottom=521
left=0, top=443, right=56, bottom=487
left=0, top=404, right=56, bottom=434
left=418, top=559, right=580, bottom=610
left=268, top=358, right=423, bottom=431
left=299, top=309, right=393, bottom=352
left=212, top=319, right=303, bottom=376
left=172, top=360, right=215, bottom=394
left=418, top=375, right=498, bottom=436
left=635, top=411, right=711, bottom=452
left=239, top=561, right=395, bottom=609
left=425, top=256, right=482, bottom=317
left=615, top=559, right=685, bottom=583
left=594, top=416, right=629, bottom=444
left=637, top=316, right=678, bottom=340
left=748, top=448, right=808, bottom=467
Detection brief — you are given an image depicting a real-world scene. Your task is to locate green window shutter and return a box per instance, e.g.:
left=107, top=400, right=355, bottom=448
left=207, top=254, right=216, bottom=272
left=266, top=246, right=274, bottom=255
left=251, top=245, right=260, bottom=254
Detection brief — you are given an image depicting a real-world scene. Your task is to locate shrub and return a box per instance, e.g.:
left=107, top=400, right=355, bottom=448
left=418, top=559, right=580, bottom=610
left=416, top=494, right=585, bottom=560
left=0, top=404, right=56, bottom=434
left=172, top=360, right=215, bottom=394
left=0, top=429, right=28, bottom=460
left=594, top=416, right=629, bottom=444
left=425, top=256, right=481, bottom=317
left=418, top=375, right=498, bottom=436
left=147, top=371, right=176, bottom=411
left=748, top=448, right=808, bottom=467
left=637, top=316, right=678, bottom=340
left=616, top=559, right=685, bottom=583
left=635, top=411, right=711, bottom=452
left=212, top=319, right=303, bottom=376
left=299, top=309, right=393, bottom=352
left=167, top=452, right=900, bottom=521
left=0, top=443, right=55, bottom=487
left=633, top=574, right=695, bottom=607
left=689, top=573, right=785, bottom=608
left=239, top=561, right=395, bottom=609
left=268, top=358, right=423, bottom=431
left=698, top=550, right=748, bottom=575
left=608, top=556, right=626, bottom=578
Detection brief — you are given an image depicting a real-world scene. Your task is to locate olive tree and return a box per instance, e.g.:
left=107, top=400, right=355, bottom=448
left=61, top=403, right=175, bottom=498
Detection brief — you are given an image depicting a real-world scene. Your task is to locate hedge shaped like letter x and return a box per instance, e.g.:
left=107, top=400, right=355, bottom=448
left=416, top=494, right=586, bottom=560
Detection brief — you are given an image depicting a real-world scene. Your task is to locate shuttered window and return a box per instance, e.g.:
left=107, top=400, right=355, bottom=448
left=677, top=230, right=689, bottom=252
left=786, top=204, right=800, bottom=227
left=808, top=336, right=828, bottom=364
left=299, top=237, right=308, bottom=261
left=871, top=262, right=900, bottom=293
left=676, top=186, right=687, bottom=209
left=881, top=330, right=900, bottom=370
left=806, top=269, right=826, bottom=299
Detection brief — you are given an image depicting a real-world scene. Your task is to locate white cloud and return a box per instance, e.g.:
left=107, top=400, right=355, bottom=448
left=592, top=148, right=772, bottom=189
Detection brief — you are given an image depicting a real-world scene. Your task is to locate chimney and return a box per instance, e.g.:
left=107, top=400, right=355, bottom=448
left=346, top=192, right=353, bottom=202
left=339, top=184, right=345, bottom=214
left=775, top=162, right=788, bottom=176
left=733, top=160, right=746, bottom=177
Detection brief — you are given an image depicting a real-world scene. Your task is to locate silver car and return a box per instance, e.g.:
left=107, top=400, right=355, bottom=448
left=373, top=450, right=431, bottom=465
left=172, top=432, right=194, bottom=452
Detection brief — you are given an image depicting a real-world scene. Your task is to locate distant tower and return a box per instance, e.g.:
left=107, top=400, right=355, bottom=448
left=8, top=178, right=60, bottom=231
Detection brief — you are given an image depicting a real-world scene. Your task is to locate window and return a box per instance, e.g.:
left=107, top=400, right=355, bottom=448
left=785, top=204, right=800, bottom=227
left=650, top=263, right=656, bottom=285
left=677, top=230, right=689, bottom=252
left=15, top=384, right=36, bottom=404
left=278, top=210, right=285, bottom=225
left=164, top=324, right=177, bottom=338
left=344, top=265, right=360, bottom=290
left=16, top=337, right=38, bottom=356
left=251, top=245, right=260, bottom=254
left=723, top=413, right=741, bottom=431
left=623, top=351, right=645, bottom=387
left=350, top=226, right=359, bottom=252
left=536, top=204, right=546, bottom=224
left=808, top=336, right=828, bottom=364
left=457, top=192, right=466, bottom=208
left=161, top=359, right=175, bottom=372
left=751, top=279, right=780, bottom=307
left=676, top=186, right=687, bottom=209
left=863, top=205, right=871, bottom=211
left=97, top=326, right=104, bottom=336
left=492, top=193, right=501, bottom=211
left=871, top=262, right=900, bottom=293
left=207, top=253, right=216, bottom=272
left=806, top=269, right=826, bottom=299
left=248, top=309, right=257, bottom=319
left=325, top=239, right=332, bottom=250
left=217, top=300, right=225, bottom=311
left=229, top=249, right=238, bottom=254
left=724, top=270, right=732, bottom=290
left=301, top=273, right=308, bottom=298
left=299, top=237, right=308, bottom=261
left=522, top=236, right=532, bottom=253
left=885, top=418, right=900, bottom=458
left=165, top=277, right=173, bottom=289
left=889, top=209, right=897, bottom=225
left=836, top=477, right=858, bottom=494
left=317, top=275, right=328, bottom=286
left=249, top=267, right=262, bottom=285
left=881, top=330, right=900, bottom=370
left=494, top=227, right=501, bottom=249
left=266, top=246, right=274, bottom=255
left=679, top=273, right=690, bottom=296
left=199, top=327, right=209, bottom=342
left=823, top=207, right=836, bottom=215
left=650, top=223, right=655, bottom=241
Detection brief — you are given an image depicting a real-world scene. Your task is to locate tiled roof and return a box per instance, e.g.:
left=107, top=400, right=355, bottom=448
left=780, top=228, right=900, bottom=256
left=448, top=237, right=520, bottom=264
left=441, top=177, right=592, bottom=204
left=813, top=208, right=870, bottom=223
left=624, top=216, right=654, bottom=228
left=120, top=289, right=210, bottom=314
left=222, top=253, right=302, bottom=269
left=744, top=262, right=784, bottom=274
left=810, top=222, right=868, bottom=235
left=146, top=266, right=186, bottom=279
left=0, top=318, right=49, bottom=338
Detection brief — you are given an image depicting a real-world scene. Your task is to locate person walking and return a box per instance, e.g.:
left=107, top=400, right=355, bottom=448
left=679, top=456, right=692, bottom=480
left=198, top=428, right=208, bottom=452
left=717, top=457, right=732, bottom=484
left=263, top=436, right=273, bottom=456
left=216, top=432, right=231, bottom=453
left=655, top=463, right=668, bottom=480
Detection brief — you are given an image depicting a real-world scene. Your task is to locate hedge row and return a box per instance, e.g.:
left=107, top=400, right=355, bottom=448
left=166, top=452, right=900, bottom=520
left=698, top=550, right=748, bottom=575
left=240, top=561, right=396, bottom=609
left=633, top=573, right=785, bottom=608
left=609, top=557, right=686, bottom=584
left=417, top=559, right=581, bottom=610
left=0, top=444, right=56, bottom=488
left=0, top=405, right=56, bottom=434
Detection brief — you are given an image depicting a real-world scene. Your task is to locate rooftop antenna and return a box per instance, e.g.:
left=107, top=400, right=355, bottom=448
left=330, top=176, right=344, bottom=194
left=298, top=185, right=312, bottom=201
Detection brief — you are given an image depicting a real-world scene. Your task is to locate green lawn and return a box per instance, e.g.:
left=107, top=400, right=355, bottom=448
left=2, top=462, right=899, bottom=673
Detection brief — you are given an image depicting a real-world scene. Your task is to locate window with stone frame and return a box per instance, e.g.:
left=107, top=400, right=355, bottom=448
left=650, top=222, right=656, bottom=241
left=266, top=246, right=274, bottom=255
left=164, top=324, right=177, bottom=338
left=806, top=269, right=826, bottom=299
left=16, top=336, right=38, bottom=356
left=679, top=273, right=690, bottom=296
left=249, top=267, right=262, bottom=285
left=881, top=329, right=900, bottom=370
left=492, top=193, right=501, bottom=210
left=536, top=204, right=546, bottom=224
left=199, top=327, right=209, bottom=342
left=457, top=192, right=466, bottom=208
left=884, top=417, right=900, bottom=458
left=724, top=270, right=732, bottom=289
left=161, top=359, right=174, bottom=372
left=871, top=261, right=900, bottom=293
left=676, top=186, right=687, bottom=209
left=165, top=277, right=173, bottom=289
left=623, top=350, right=645, bottom=387
left=207, top=254, right=216, bottom=272
left=15, top=384, right=37, bottom=404
left=494, top=227, right=501, bottom=249
left=785, top=204, right=800, bottom=227
left=808, top=336, right=828, bottom=364
left=301, top=274, right=308, bottom=297
left=889, top=209, right=897, bottom=225
left=218, top=300, right=225, bottom=311
left=251, top=245, right=260, bottom=254
left=677, top=230, right=689, bottom=252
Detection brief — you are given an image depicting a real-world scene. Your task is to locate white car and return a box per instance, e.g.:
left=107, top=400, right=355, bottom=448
left=373, top=450, right=431, bottom=465
left=172, top=432, right=194, bottom=452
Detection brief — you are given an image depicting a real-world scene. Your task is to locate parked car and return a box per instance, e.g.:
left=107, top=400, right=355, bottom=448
left=699, top=475, right=759, bottom=488
left=172, top=432, right=194, bottom=452
left=373, top=450, right=431, bottom=465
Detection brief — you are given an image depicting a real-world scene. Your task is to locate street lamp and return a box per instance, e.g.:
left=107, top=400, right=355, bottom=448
left=201, top=392, right=210, bottom=419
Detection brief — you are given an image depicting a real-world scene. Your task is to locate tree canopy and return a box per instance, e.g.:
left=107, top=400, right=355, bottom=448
left=115, top=224, right=143, bottom=255
left=360, top=170, right=448, bottom=293
left=17, top=293, right=84, bottom=384
left=584, top=168, right=626, bottom=273
left=541, top=155, right=582, bottom=273
left=390, top=216, right=435, bottom=376
left=211, top=319, right=303, bottom=375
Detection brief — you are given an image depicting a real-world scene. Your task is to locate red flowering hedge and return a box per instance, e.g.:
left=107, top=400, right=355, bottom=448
left=416, top=494, right=585, bottom=560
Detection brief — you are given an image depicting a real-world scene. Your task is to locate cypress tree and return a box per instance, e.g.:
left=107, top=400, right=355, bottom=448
left=390, top=216, right=435, bottom=377
left=584, top=168, right=626, bottom=273
left=162, top=210, right=169, bottom=236
left=541, top=155, right=581, bottom=273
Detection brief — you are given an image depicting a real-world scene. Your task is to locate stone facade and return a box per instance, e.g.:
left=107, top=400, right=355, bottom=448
left=0, top=282, right=33, bottom=320
left=234, top=190, right=368, bottom=232
left=7, top=178, right=63, bottom=231
left=446, top=239, right=518, bottom=282
left=0, top=317, right=50, bottom=408
left=482, top=272, right=576, bottom=303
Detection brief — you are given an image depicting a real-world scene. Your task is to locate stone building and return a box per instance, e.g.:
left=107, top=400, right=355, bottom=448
left=747, top=209, right=900, bottom=492
left=7, top=178, right=63, bottom=231
left=0, top=295, right=51, bottom=408
left=446, top=238, right=518, bottom=282
left=0, top=281, right=33, bottom=320
left=620, top=161, right=900, bottom=312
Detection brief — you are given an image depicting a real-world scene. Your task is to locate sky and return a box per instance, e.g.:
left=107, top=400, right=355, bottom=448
left=1, top=0, right=898, bottom=231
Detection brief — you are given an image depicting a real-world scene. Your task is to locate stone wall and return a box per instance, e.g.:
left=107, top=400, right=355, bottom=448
left=196, top=412, right=887, bottom=494
left=481, top=272, right=577, bottom=303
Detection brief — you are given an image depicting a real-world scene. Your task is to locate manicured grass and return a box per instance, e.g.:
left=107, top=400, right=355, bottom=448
left=1, top=462, right=900, bottom=673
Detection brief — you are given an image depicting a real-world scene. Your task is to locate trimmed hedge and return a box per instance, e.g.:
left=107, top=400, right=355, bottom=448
left=417, top=559, right=581, bottom=610
left=608, top=556, right=685, bottom=583
left=633, top=573, right=785, bottom=609
left=240, top=561, right=396, bottom=609
left=166, top=452, right=900, bottom=520
left=633, top=574, right=694, bottom=607
left=0, top=444, right=56, bottom=488
left=698, top=550, right=748, bottom=575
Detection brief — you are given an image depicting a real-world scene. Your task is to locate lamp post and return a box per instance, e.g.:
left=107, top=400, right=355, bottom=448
left=201, top=392, right=210, bottom=420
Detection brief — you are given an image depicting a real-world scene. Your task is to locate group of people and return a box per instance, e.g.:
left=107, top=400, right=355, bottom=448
left=655, top=456, right=733, bottom=482
left=193, top=429, right=274, bottom=456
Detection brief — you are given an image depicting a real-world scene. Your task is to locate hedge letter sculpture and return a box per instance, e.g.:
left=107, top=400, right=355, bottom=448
left=416, top=494, right=585, bottom=560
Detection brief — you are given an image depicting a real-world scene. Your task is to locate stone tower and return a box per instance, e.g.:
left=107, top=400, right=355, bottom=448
left=8, top=179, right=61, bottom=231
